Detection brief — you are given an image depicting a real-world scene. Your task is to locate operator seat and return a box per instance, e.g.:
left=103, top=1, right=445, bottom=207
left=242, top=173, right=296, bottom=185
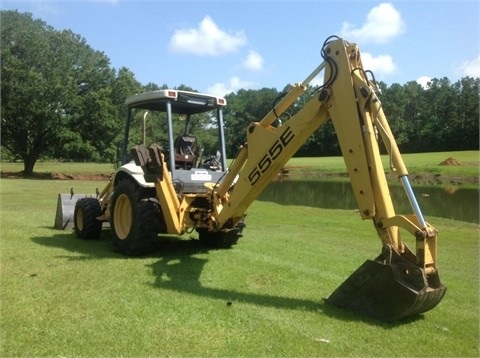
left=174, top=134, right=198, bottom=169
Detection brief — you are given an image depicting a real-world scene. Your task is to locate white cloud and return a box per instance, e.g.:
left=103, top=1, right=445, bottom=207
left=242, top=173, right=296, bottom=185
left=241, top=51, right=264, bottom=71
left=207, top=76, right=255, bottom=97
left=340, top=3, right=405, bottom=44
left=361, top=52, right=397, bottom=77
left=168, top=16, right=247, bottom=56
left=416, top=76, right=432, bottom=89
left=456, top=55, right=480, bottom=78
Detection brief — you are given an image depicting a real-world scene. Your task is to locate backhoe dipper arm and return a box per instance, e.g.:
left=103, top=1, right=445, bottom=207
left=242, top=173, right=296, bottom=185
left=212, top=37, right=445, bottom=321
left=214, top=38, right=430, bottom=256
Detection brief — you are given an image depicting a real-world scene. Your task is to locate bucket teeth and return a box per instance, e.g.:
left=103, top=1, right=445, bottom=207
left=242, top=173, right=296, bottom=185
left=327, top=245, right=447, bottom=322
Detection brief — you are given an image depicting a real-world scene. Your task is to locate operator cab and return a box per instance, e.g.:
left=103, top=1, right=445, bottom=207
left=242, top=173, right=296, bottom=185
left=120, top=89, right=228, bottom=193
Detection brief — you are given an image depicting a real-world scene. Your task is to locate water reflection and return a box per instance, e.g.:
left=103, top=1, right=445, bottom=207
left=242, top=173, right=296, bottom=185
left=258, top=180, right=479, bottom=224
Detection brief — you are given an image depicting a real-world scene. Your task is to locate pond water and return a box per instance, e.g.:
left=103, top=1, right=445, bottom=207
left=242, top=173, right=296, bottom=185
left=258, top=179, right=479, bottom=224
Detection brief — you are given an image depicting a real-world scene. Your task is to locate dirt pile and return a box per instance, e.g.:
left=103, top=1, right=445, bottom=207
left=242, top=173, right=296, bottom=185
left=439, top=157, right=462, bottom=166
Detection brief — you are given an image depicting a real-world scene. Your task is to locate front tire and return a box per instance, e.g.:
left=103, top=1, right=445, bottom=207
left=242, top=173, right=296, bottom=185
left=110, top=179, right=160, bottom=255
left=74, top=198, right=102, bottom=240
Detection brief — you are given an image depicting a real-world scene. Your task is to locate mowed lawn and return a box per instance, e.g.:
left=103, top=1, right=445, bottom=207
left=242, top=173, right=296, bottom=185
left=1, top=176, right=479, bottom=357
left=1, top=150, right=478, bottom=180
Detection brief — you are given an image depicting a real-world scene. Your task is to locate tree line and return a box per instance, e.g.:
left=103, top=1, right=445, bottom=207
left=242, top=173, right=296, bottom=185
left=1, top=11, right=479, bottom=176
left=223, top=76, right=479, bottom=158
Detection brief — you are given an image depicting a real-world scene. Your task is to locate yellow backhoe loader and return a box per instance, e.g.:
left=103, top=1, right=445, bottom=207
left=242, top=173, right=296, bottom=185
left=66, top=36, right=446, bottom=321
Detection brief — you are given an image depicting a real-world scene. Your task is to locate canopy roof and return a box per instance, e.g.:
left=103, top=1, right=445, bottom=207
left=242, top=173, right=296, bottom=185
left=125, top=89, right=226, bottom=115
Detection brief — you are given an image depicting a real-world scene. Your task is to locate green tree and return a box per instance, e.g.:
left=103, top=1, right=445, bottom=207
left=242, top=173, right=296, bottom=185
left=398, top=81, right=429, bottom=152
left=452, top=77, right=479, bottom=150
left=110, top=67, right=143, bottom=163
left=223, top=88, right=280, bottom=157
left=393, top=77, right=479, bottom=153
left=55, top=30, right=118, bottom=162
left=420, top=77, right=457, bottom=151
left=1, top=11, right=76, bottom=174
left=380, top=82, right=411, bottom=150
left=1, top=11, right=118, bottom=174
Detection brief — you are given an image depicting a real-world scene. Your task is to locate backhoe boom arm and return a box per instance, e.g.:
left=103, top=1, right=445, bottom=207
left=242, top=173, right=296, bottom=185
left=210, top=37, right=446, bottom=321
left=214, top=38, right=424, bottom=256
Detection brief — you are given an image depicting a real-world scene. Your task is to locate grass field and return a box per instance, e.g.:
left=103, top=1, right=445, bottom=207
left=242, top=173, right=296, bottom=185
left=2, top=150, right=478, bottom=181
left=284, top=151, right=479, bottom=185
left=0, top=177, right=478, bottom=357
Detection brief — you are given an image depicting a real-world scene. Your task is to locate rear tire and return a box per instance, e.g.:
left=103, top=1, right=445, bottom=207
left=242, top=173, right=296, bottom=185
left=110, top=179, right=161, bottom=255
left=74, top=198, right=102, bottom=240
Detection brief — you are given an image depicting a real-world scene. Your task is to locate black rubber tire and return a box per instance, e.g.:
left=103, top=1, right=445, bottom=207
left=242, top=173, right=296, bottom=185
left=74, top=197, right=102, bottom=240
left=139, top=198, right=166, bottom=235
left=110, top=179, right=161, bottom=256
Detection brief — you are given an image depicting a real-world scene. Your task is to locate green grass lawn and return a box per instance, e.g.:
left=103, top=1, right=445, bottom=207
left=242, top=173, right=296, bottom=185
left=284, top=150, right=479, bottom=183
left=2, top=150, right=478, bottom=179
left=0, top=178, right=478, bottom=357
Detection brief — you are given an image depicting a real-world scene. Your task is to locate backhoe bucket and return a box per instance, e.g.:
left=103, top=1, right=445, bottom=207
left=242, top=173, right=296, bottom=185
left=327, top=246, right=446, bottom=322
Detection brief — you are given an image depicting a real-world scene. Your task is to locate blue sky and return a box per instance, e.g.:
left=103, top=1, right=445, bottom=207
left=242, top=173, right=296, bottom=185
left=2, top=0, right=479, bottom=96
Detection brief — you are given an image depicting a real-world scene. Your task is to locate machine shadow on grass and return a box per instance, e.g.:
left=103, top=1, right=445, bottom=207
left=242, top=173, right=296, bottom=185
left=147, top=251, right=323, bottom=314
left=31, top=229, right=409, bottom=326
left=32, top=227, right=119, bottom=260
left=148, top=252, right=421, bottom=327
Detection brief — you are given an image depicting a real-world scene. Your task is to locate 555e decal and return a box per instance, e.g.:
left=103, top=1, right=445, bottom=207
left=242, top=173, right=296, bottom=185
left=248, top=126, right=295, bottom=185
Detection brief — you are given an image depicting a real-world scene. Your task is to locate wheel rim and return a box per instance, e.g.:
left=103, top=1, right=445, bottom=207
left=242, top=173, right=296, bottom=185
left=114, top=193, right=132, bottom=240
left=75, top=207, right=84, bottom=231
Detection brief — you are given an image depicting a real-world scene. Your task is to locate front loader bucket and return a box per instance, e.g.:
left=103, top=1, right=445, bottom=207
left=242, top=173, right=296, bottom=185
left=327, top=246, right=446, bottom=322
left=54, top=193, right=95, bottom=230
